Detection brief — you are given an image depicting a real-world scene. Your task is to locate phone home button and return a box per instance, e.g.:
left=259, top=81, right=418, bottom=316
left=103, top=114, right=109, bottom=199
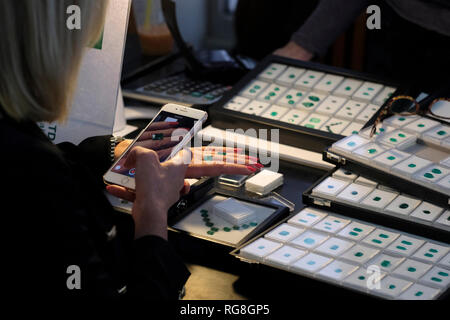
left=121, top=177, right=130, bottom=185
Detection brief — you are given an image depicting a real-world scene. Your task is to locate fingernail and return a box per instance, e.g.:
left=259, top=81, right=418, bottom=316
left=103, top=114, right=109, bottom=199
left=246, top=166, right=257, bottom=172
left=255, top=163, right=264, bottom=168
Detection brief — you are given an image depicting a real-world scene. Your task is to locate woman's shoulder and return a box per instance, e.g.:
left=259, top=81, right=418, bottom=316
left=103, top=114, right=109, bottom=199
left=1, top=118, right=69, bottom=176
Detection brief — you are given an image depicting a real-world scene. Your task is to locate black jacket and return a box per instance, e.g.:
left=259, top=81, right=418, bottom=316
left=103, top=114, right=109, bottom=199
left=0, top=112, right=190, bottom=300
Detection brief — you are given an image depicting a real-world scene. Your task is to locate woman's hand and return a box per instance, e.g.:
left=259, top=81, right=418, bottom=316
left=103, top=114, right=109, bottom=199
left=107, top=146, right=190, bottom=240
left=274, top=41, right=314, bottom=61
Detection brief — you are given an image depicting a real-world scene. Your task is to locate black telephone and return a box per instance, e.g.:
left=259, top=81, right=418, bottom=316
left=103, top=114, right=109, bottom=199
left=121, top=0, right=256, bottom=106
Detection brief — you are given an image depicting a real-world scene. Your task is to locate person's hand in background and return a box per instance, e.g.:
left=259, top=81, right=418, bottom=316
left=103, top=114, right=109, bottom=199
left=274, top=41, right=314, bottom=61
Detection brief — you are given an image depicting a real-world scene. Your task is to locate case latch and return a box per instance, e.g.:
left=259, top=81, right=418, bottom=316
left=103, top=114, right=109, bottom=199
left=326, top=151, right=346, bottom=165
left=313, top=198, right=332, bottom=207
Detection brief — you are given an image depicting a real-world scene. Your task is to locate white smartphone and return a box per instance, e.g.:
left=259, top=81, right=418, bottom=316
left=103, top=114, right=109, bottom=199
left=104, top=104, right=207, bottom=190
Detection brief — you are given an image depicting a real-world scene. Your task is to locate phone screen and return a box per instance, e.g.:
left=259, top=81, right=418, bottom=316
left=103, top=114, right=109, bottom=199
left=111, top=111, right=199, bottom=178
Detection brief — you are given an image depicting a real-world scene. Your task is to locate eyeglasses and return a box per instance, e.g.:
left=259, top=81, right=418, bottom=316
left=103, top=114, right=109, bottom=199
left=370, top=95, right=450, bottom=137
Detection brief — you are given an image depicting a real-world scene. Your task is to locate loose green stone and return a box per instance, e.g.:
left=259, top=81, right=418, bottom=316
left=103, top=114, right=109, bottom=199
left=254, top=85, right=261, bottom=89
left=303, top=102, right=314, bottom=107
left=408, top=267, right=416, bottom=272
left=418, top=124, right=425, bottom=128
left=432, top=168, right=442, bottom=174
left=233, top=226, right=240, bottom=230
left=381, top=260, right=391, bottom=267
left=250, top=222, right=258, bottom=227
left=358, top=276, right=365, bottom=280
left=389, top=285, right=396, bottom=290
left=387, top=156, right=396, bottom=160
left=390, top=138, right=398, bottom=143
left=326, top=81, right=332, bottom=85
left=310, top=118, right=321, bottom=123
left=345, top=86, right=352, bottom=91
left=206, top=222, right=214, bottom=227
left=249, top=89, right=256, bottom=93
left=423, top=210, right=431, bottom=214
left=398, top=133, right=406, bottom=138
left=309, top=96, right=320, bottom=102
left=274, top=87, right=280, bottom=91
left=242, top=224, right=249, bottom=229
left=399, top=203, right=409, bottom=209
left=429, top=249, right=438, bottom=253
left=408, top=163, right=416, bottom=168
left=286, top=95, right=293, bottom=99
left=269, top=92, right=276, bottom=96
left=379, top=234, right=389, bottom=238
left=223, top=227, right=231, bottom=232
left=373, top=196, right=381, bottom=201
left=211, top=227, right=219, bottom=232
left=207, top=231, right=215, bottom=235
left=424, top=173, right=434, bottom=179
left=289, top=74, right=295, bottom=78
left=437, top=130, right=446, bottom=136
left=354, top=252, right=364, bottom=257
left=368, top=148, right=377, bottom=154
left=305, top=124, right=315, bottom=128
left=303, top=81, right=309, bottom=84
left=309, top=75, right=315, bottom=79
left=296, top=92, right=303, bottom=96
left=288, top=100, right=295, bottom=105
left=271, top=112, right=278, bottom=117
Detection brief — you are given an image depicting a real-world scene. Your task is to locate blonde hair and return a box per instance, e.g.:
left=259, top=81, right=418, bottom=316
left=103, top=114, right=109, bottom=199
left=0, top=0, right=108, bottom=123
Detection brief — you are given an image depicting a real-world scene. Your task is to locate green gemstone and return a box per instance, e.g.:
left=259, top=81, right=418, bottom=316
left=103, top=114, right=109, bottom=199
left=437, top=130, right=446, bottom=136
left=254, top=85, right=261, bottom=89
left=408, top=267, right=416, bottom=272
left=211, top=227, right=219, bottom=232
left=354, top=252, right=364, bottom=257
left=310, top=118, right=321, bottom=123
left=387, top=156, right=396, bottom=160
left=207, top=231, right=215, bottom=235
left=368, top=148, right=377, bottom=154
left=423, top=210, right=431, bottom=214
left=379, top=234, right=389, bottom=238
left=381, top=260, right=391, bottom=267
left=271, top=112, right=278, bottom=117
left=289, top=74, right=295, bottom=79
left=408, top=163, right=416, bottom=168
left=303, top=102, right=314, bottom=107
left=399, top=203, right=409, bottom=209
left=274, top=87, right=280, bottom=91
left=389, top=285, right=396, bottom=290
left=398, top=133, right=406, bottom=138
left=424, top=173, right=434, bottom=179
left=373, top=196, right=381, bottom=201
left=206, top=222, right=214, bottom=227
left=309, top=96, right=320, bottom=102
left=233, top=226, right=240, bottom=230
left=418, top=124, right=425, bottom=128
left=390, top=138, right=398, bottom=143
left=269, top=92, right=276, bottom=96
left=358, top=276, right=365, bottom=280
left=286, top=95, right=293, bottom=99
left=432, top=168, right=442, bottom=174
left=223, top=227, right=231, bottom=232
left=296, top=92, right=303, bottom=97
left=250, top=222, right=258, bottom=227
left=288, top=100, right=295, bottom=105
left=345, top=86, right=352, bottom=91
left=242, top=224, right=249, bottom=229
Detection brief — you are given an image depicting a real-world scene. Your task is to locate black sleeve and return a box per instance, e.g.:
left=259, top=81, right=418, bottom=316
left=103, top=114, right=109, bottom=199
left=130, top=236, right=191, bottom=300
left=291, top=0, right=371, bottom=57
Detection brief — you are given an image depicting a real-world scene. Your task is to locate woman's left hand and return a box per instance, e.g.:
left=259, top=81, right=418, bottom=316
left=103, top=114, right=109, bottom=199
left=115, top=142, right=262, bottom=178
